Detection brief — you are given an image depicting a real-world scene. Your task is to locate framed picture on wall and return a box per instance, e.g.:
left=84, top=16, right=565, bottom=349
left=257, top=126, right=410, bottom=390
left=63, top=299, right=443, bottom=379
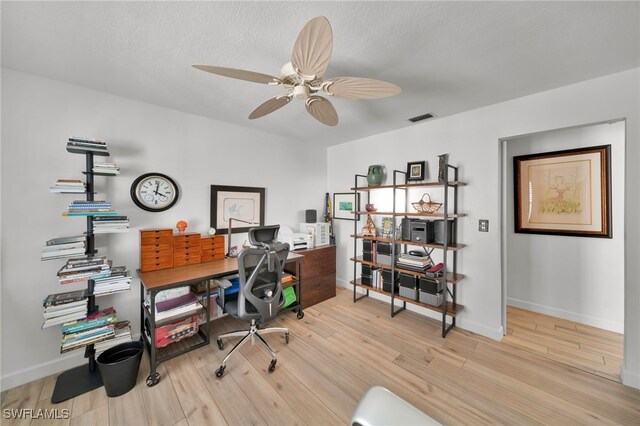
left=514, top=145, right=611, bottom=238
left=406, top=161, right=426, bottom=182
left=333, top=192, right=360, bottom=220
left=211, top=185, right=265, bottom=234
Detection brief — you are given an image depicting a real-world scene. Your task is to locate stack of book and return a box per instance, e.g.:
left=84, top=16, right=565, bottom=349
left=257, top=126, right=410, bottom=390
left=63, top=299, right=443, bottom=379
left=92, top=162, right=120, bottom=175
left=144, top=292, right=201, bottom=321
left=66, top=137, right=110, bottom=155
left=93, top=266, right=132, bottom=296
left=396, top=253, right=432, bottom=272
left=60, top=308, right=117, bottom=353
left=49, top=179, right=86, bottom=194
left=57, top=256, right=112, bottom=285
left=42, top=290, right=88, bottom=329
left=64, top=200, right=115, bottom=217
left=94, top=321, right=132, bottom=357
left=41, top=235, right=87, bottom=260
left=92, top=215, right=130, bottom=233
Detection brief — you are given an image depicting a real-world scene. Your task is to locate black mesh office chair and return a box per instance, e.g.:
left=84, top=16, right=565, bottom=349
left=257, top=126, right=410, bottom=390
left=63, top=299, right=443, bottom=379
left=214, top=225, right=290, bottom=378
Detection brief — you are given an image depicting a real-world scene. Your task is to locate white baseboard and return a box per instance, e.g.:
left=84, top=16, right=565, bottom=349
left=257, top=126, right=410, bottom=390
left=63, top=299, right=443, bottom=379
left=621, top=363, right=640, bottom=390
left=507, top=297, right=624, bottom=333
left=336, top=280, right=503, bottom=341
left=1, top=333, right=142, bottom=392
left=1, top=352, right=85, bottom=392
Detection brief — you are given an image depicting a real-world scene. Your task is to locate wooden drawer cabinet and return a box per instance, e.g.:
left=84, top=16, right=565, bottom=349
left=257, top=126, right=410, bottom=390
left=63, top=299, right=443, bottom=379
left=288, top=245, right=336, bottom=308
left=140, top=229, right=174, bottom=272
left=173, top=233, right=201, bottom=267
left=201, top=235, right=225, bottom=262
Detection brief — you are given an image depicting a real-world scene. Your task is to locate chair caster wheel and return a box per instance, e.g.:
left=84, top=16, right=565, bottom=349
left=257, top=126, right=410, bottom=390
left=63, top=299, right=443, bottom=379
left=268, top=359, right=277, bottom=373
left=215, top=366, right=225, bottom=378
left=297, top=310, right=304, bottom=319
left=146, top=372, right=160, bottom=387
left=285, top=332, right=289, bottom=344
left=217, top=338, right=224, bottom=350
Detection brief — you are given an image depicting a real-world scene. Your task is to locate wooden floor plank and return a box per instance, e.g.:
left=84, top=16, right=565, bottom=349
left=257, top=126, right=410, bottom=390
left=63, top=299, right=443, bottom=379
left=4, top=287, right=639, bottom=426
left=164, top=355, right=228, bottom=426
left=1, top=379, right=45, bottom=426
left=69, top=404, right=108, bottom=426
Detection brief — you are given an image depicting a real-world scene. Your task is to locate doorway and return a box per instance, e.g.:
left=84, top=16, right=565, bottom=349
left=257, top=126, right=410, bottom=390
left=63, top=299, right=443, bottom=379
left=500, top=120, right=625, bottom=381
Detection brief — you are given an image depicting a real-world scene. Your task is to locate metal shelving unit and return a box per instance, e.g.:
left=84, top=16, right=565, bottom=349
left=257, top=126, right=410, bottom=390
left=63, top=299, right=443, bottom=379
left=350, top=164, right=465, bottom=337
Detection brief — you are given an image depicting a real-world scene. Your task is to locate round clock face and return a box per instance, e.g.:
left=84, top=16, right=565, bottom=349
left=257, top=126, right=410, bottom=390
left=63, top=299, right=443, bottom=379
left=130, top=173, right=179, bottom=212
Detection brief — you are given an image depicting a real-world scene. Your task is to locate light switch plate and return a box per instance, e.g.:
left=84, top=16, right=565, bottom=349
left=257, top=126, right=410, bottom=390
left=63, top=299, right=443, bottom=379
left=479, top=219, right=489, bottom=232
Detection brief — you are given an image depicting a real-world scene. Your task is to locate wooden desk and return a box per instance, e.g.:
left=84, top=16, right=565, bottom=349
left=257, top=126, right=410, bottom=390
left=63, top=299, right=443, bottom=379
left=138, top=253, right=303, bottom=387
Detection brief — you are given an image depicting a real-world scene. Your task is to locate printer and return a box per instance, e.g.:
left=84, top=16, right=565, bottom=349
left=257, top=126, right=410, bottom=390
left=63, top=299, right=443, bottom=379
left=277, top=225, right=313, bottom=251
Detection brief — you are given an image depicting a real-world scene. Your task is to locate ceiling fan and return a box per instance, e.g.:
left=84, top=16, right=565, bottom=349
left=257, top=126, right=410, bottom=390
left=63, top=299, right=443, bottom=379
left=192, top=16, right=401, bottom=126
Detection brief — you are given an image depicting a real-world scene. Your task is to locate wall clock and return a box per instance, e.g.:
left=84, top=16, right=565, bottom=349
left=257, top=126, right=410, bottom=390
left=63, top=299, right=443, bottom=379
left=130, top=172, right=179, bottom=212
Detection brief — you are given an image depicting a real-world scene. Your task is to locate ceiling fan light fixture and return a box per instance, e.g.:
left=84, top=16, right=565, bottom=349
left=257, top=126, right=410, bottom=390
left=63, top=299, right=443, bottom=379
left=193, top=16, right=401, bottom=126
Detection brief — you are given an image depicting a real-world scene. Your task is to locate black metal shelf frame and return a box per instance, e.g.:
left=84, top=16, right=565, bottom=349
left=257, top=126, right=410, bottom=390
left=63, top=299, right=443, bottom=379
left=51, top=150, right=114, bottom=403
left=351, top=164, right=462, bottom=337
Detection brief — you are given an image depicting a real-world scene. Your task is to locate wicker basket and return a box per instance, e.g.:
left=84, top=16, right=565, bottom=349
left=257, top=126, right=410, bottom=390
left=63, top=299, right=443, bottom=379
left=411, top=193, right=442, bottom=214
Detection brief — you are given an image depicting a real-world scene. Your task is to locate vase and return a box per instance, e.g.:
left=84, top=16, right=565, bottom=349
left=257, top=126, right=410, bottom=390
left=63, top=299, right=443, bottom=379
left=437, top=154, right=449, bottom=182
left=367, top=165, right=384, bottom=187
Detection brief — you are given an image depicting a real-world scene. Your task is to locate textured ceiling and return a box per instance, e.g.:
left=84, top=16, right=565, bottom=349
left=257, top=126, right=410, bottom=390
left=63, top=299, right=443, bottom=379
left=2, top=1, right=638, bottom=146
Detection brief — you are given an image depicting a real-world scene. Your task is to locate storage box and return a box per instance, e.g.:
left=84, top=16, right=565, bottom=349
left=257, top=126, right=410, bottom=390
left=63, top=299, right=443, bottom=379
left=419, top=290, right=443, bottom=307
left=377, top=254, right=397, bottom=266
left=363, top=251, right=375, bottom=262
left=418, top=277, right=444, bottom=294
left=399, top=273, right=418, bottom=299
left=433, top=220, right=454, bottom=244
left=363, top=240, right=375, bottom=252
left=376, top=242, right=400, bottom=256
left=362, top=265, right=377, bottom=276
left=361, top=274, right=373, bottom=286
left=154, top=315, right=199, bottom=348
left=381, top=270, right=399, bottom=293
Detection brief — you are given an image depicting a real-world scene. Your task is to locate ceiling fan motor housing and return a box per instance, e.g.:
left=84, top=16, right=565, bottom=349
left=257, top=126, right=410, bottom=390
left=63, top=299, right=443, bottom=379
left=293, top=85, right=310, bottom=100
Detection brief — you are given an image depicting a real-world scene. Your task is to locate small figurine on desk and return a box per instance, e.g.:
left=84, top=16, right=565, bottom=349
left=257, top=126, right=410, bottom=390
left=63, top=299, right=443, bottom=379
left=176, top=220, right=187, bottom=235
left=362, top=215, right=378, bottom=237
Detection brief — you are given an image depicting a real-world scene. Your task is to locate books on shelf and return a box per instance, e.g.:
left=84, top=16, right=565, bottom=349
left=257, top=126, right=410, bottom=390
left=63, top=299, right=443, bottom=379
left=41, top=238, right=87, bottom=260
left=61, top=324, right=116, bottom=353
left=61, top=307, right=117, bottom=334
left=49, top=179, right=86, bottom=193
left=92, top=215, right=130, bottom=233
left=396, top=254, right=433, bottom=271
left=57, top=257, right=112, bottom=285
left=94, top=321, right=132, bottom=357
left=67, top=200, right=112, bottom=211
left=144, top=292, right=201, bottom=321
left=92, top=162, right=120, bottom=175
left=42, top=290, right=88, bottom=329
left=93, top=266, right=131, bottom=296
left=66, top=137, right=109, bottom=155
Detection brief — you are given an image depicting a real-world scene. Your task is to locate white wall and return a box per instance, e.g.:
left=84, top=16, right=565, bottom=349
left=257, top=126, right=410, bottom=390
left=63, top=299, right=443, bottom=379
left=0, top=69, right=327, bottom=390
left=506, top=121, right=625, bottom=332
left=327, top=68, right=639, bottom=388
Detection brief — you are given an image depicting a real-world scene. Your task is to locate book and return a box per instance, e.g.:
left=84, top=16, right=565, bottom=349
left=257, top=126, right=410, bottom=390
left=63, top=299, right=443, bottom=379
left=43, top=290, right=87, bottom=307
left=41, top=241, right=85, bottom=252
left=46, top=235, right=86, bottom=246
left=68, top=137, right=106, bottom=144
left=44, top=299, right=87, bottom=312
left=43, top=305, right=87, bottom=319
left=93, top=216, right=128, bottom=222
left=42, top=311, right=88, bottom=329
left=155, top=293, right=197, bottom=313
left=63, top=211, right=118, bottom=217
left=61, top=308, right=117, bottom=334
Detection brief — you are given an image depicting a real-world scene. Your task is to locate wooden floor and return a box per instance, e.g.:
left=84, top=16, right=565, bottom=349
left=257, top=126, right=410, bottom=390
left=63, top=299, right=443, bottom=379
left=505, top=305, right=624, bottom=383
left=3, top=287, right=639, bottom=425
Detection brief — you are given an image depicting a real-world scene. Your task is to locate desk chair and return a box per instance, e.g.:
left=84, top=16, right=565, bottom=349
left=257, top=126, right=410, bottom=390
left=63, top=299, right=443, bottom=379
left=214, top=225, right=290, bottom=378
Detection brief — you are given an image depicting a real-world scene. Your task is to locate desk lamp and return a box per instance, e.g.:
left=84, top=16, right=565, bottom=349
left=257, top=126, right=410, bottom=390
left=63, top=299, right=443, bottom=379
left=226, top=218, right=259, bottom=257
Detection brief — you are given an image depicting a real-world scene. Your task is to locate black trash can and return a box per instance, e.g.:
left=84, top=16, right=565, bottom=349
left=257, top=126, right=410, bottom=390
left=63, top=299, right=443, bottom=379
left=97, top=341, right=144, bottom=397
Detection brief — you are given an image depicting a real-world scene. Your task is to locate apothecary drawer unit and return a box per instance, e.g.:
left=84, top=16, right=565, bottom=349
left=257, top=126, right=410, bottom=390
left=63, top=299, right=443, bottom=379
left=173, top=233, right=202, bottom=267
left=140, top=229, right=174, bottom=272
left=201, top=235, right=225, bottom=262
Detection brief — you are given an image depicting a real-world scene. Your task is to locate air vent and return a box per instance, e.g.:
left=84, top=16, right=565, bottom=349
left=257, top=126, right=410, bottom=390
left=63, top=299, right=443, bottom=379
left=408, top=113, right=436, bottom=123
